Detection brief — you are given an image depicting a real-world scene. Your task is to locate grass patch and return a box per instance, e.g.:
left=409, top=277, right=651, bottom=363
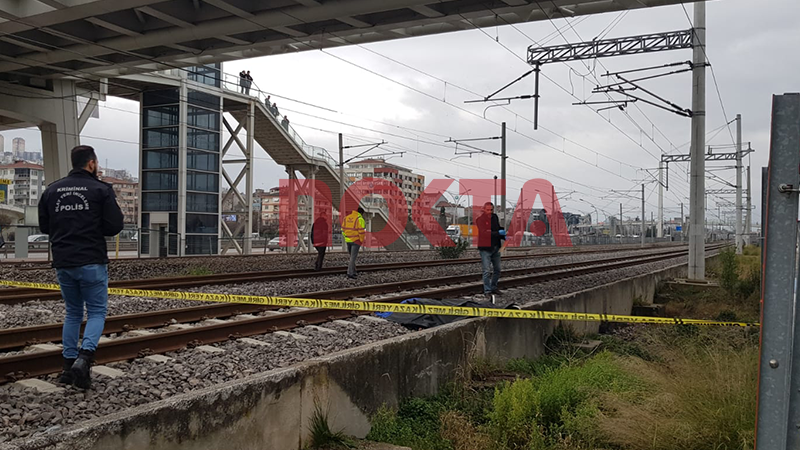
left=366, top=255, right=760, bottom=450
left=366, top=398, right=451, bottom=450
left=307, top=404, right=356, bottom=449
left=598, top=327, right=757, bottom=450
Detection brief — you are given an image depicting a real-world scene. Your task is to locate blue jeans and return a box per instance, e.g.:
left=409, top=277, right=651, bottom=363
left=56, top=264, right=108, bottom=359
left=479, top=247, right=501, bottom=294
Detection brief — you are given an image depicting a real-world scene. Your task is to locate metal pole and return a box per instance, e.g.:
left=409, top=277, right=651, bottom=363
left=680, top=202, right=684, bottom=242
left=735, top=113, right=743, bottom=253
left=658, top=161, right=664, bottom=238
left=761, top=166, right=767, bottom=257
left=501, top=122, right=507, bottom=227
left=533, top=64, right=541, bottom=130
left=619, top=203, right=623, bottom=238
left=688, top=1, right=707, bottom=280
left=641, top=184, right=645, bottom=247
left=244, top=100, right=255, bottom=255
left=339, top=133, right=346, bottom=252
left=309, top=166, right=316, bottom=254
left=494, top=176, right=498, bottom=210
left=755, top=93, right=800, bottom=450
left=746, top=164, right=752, bottom=238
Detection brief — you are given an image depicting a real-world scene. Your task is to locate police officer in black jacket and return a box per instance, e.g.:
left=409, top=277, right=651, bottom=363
left=38, top=145, right=124, bottom=389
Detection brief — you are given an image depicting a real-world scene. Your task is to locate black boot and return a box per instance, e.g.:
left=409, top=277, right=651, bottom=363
left=70, top=349, right=94, bottom=389
left=58, top=358, right=76, bottom=384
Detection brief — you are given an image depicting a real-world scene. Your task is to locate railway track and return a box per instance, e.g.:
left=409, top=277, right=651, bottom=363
left=0, top=241, right=687, bottom=268
left=0, top=245, right=724, bottom=383
left=0, top=244, right=689, bottom=305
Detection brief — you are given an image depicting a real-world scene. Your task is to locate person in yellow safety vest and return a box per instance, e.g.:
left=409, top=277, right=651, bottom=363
left=342, top=207, right=366, bottom=279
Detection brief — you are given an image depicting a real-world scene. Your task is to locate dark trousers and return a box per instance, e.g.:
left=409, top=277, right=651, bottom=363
left=346, top=242, right=360, bottom=277
left=314, top=246, right=326, bottom=271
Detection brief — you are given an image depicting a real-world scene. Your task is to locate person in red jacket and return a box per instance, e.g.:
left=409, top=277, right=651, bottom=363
left=311, top=210, right=330, bottom=271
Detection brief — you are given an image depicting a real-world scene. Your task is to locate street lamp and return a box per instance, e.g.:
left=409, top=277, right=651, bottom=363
left=444, top=175, right=475, bottom=238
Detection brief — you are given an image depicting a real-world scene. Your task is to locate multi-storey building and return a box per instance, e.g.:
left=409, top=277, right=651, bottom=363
left=102, top=176, right=139, bottom=225
left=0, top=161, right=45, bottom=206
left=0, top=135, right=5, bottom=155
left=345, top=159, right=425, bottom=217
left=139, top=64, right=223, bottom=256
left=11, top=137, right=24, bottom=159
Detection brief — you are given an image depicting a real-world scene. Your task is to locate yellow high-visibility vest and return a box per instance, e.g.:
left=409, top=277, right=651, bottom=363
left=342, top=212, right=365, bottom=243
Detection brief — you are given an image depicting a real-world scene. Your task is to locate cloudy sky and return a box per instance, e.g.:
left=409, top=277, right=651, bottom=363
left=1, top=0, right=796, bottom=228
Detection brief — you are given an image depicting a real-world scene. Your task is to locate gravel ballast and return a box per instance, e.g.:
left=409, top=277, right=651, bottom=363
left=0, top=248, right=681, bottom=329
left=0, top=252, right=706, bottom=443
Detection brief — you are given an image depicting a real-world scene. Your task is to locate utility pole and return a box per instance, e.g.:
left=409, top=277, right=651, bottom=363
left=501, top=122, right=507, bottom=227
left=658, top=161, right=664, bottom=238
left=735, top=113, right=743, bottom=254
left=688, top=1, right=706, bottom=280
left=681, top=202, right=684, bottom=242
left=619, top=203, right=623, bottom=237
left=641, top=184, right=645, bottom=247
left=746, top=164, right=752, bottom=238
left=338, top=133, right=346, bottom=252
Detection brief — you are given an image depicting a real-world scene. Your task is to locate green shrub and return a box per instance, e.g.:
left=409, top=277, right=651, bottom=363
left=436, top=238, right=470, bottom=259
left=366, top=399, right=451, bottom=450
left=490, top=352, right=643, bottom=448
left=489, top=377, right=539, bottom=449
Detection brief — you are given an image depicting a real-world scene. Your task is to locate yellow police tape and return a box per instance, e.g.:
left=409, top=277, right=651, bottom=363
left=0, top=279, right=759, bottom=328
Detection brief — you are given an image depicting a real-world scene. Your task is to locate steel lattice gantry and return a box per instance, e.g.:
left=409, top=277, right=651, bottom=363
left=527, top=29, right=693, bottom=65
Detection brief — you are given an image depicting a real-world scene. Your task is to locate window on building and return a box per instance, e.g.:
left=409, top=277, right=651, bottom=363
left=142, top=171, right=178, bottom=191
left=143, top=89, right=180, bottom=107
left=187, top=107, right=220, bottom=131
left=187, top=64, right=221, bottom=88
left=186, top=213, right=219, bottom=233
left=143, top=149, right=178, bottom=169
left=186, top=235, right=218, bottom=255
left=187, top=150, right=219, bottom=172
left=187, top=192, right=219, bottom=213
left=187, top=128, right=220, bottom=152
left=187, top=171, right=219, bottom=192
left=143, top=127, right=179, bottom=149
left=188, top=90, right=220, bottom=110
left=142, top=192, right=178, bottom=211
left=143, top=105, right=179, bottom=127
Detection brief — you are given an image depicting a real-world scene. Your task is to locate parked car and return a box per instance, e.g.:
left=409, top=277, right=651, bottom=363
left=267, top=236, right=310, bottom=251
left=27, top=234, right=48, bottom=243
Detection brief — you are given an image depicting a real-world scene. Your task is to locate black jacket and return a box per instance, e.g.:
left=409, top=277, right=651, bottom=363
left=476, top=212, right=504, bottom=250
left=38, top=169, right=124, bottom=268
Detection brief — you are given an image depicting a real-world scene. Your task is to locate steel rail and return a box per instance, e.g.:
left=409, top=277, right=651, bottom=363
left=0, top=246, right=703, bottom=350
left=0, top=245, right=725, bottom=383
left=0, top=245, right=690, bottom=305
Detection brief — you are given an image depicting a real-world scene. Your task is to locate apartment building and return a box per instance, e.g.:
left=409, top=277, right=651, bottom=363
left=345, top=159, right=425, bottom=217
left=103, top=176, right=139, bottom=225
left=0, top=161, right=45, bottom=206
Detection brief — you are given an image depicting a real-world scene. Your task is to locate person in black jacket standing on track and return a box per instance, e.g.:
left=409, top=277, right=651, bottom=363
left=38, top=145, right=124, bottom=389
left=476, top=202, right=506, bottom=303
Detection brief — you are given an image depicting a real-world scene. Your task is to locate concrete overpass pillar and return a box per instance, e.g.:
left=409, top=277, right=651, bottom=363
left=0, top=80, right=82, bottom=183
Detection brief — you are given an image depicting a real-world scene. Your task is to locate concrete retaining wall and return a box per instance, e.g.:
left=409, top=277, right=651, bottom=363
left=6, top=257, right=712, bottom=450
